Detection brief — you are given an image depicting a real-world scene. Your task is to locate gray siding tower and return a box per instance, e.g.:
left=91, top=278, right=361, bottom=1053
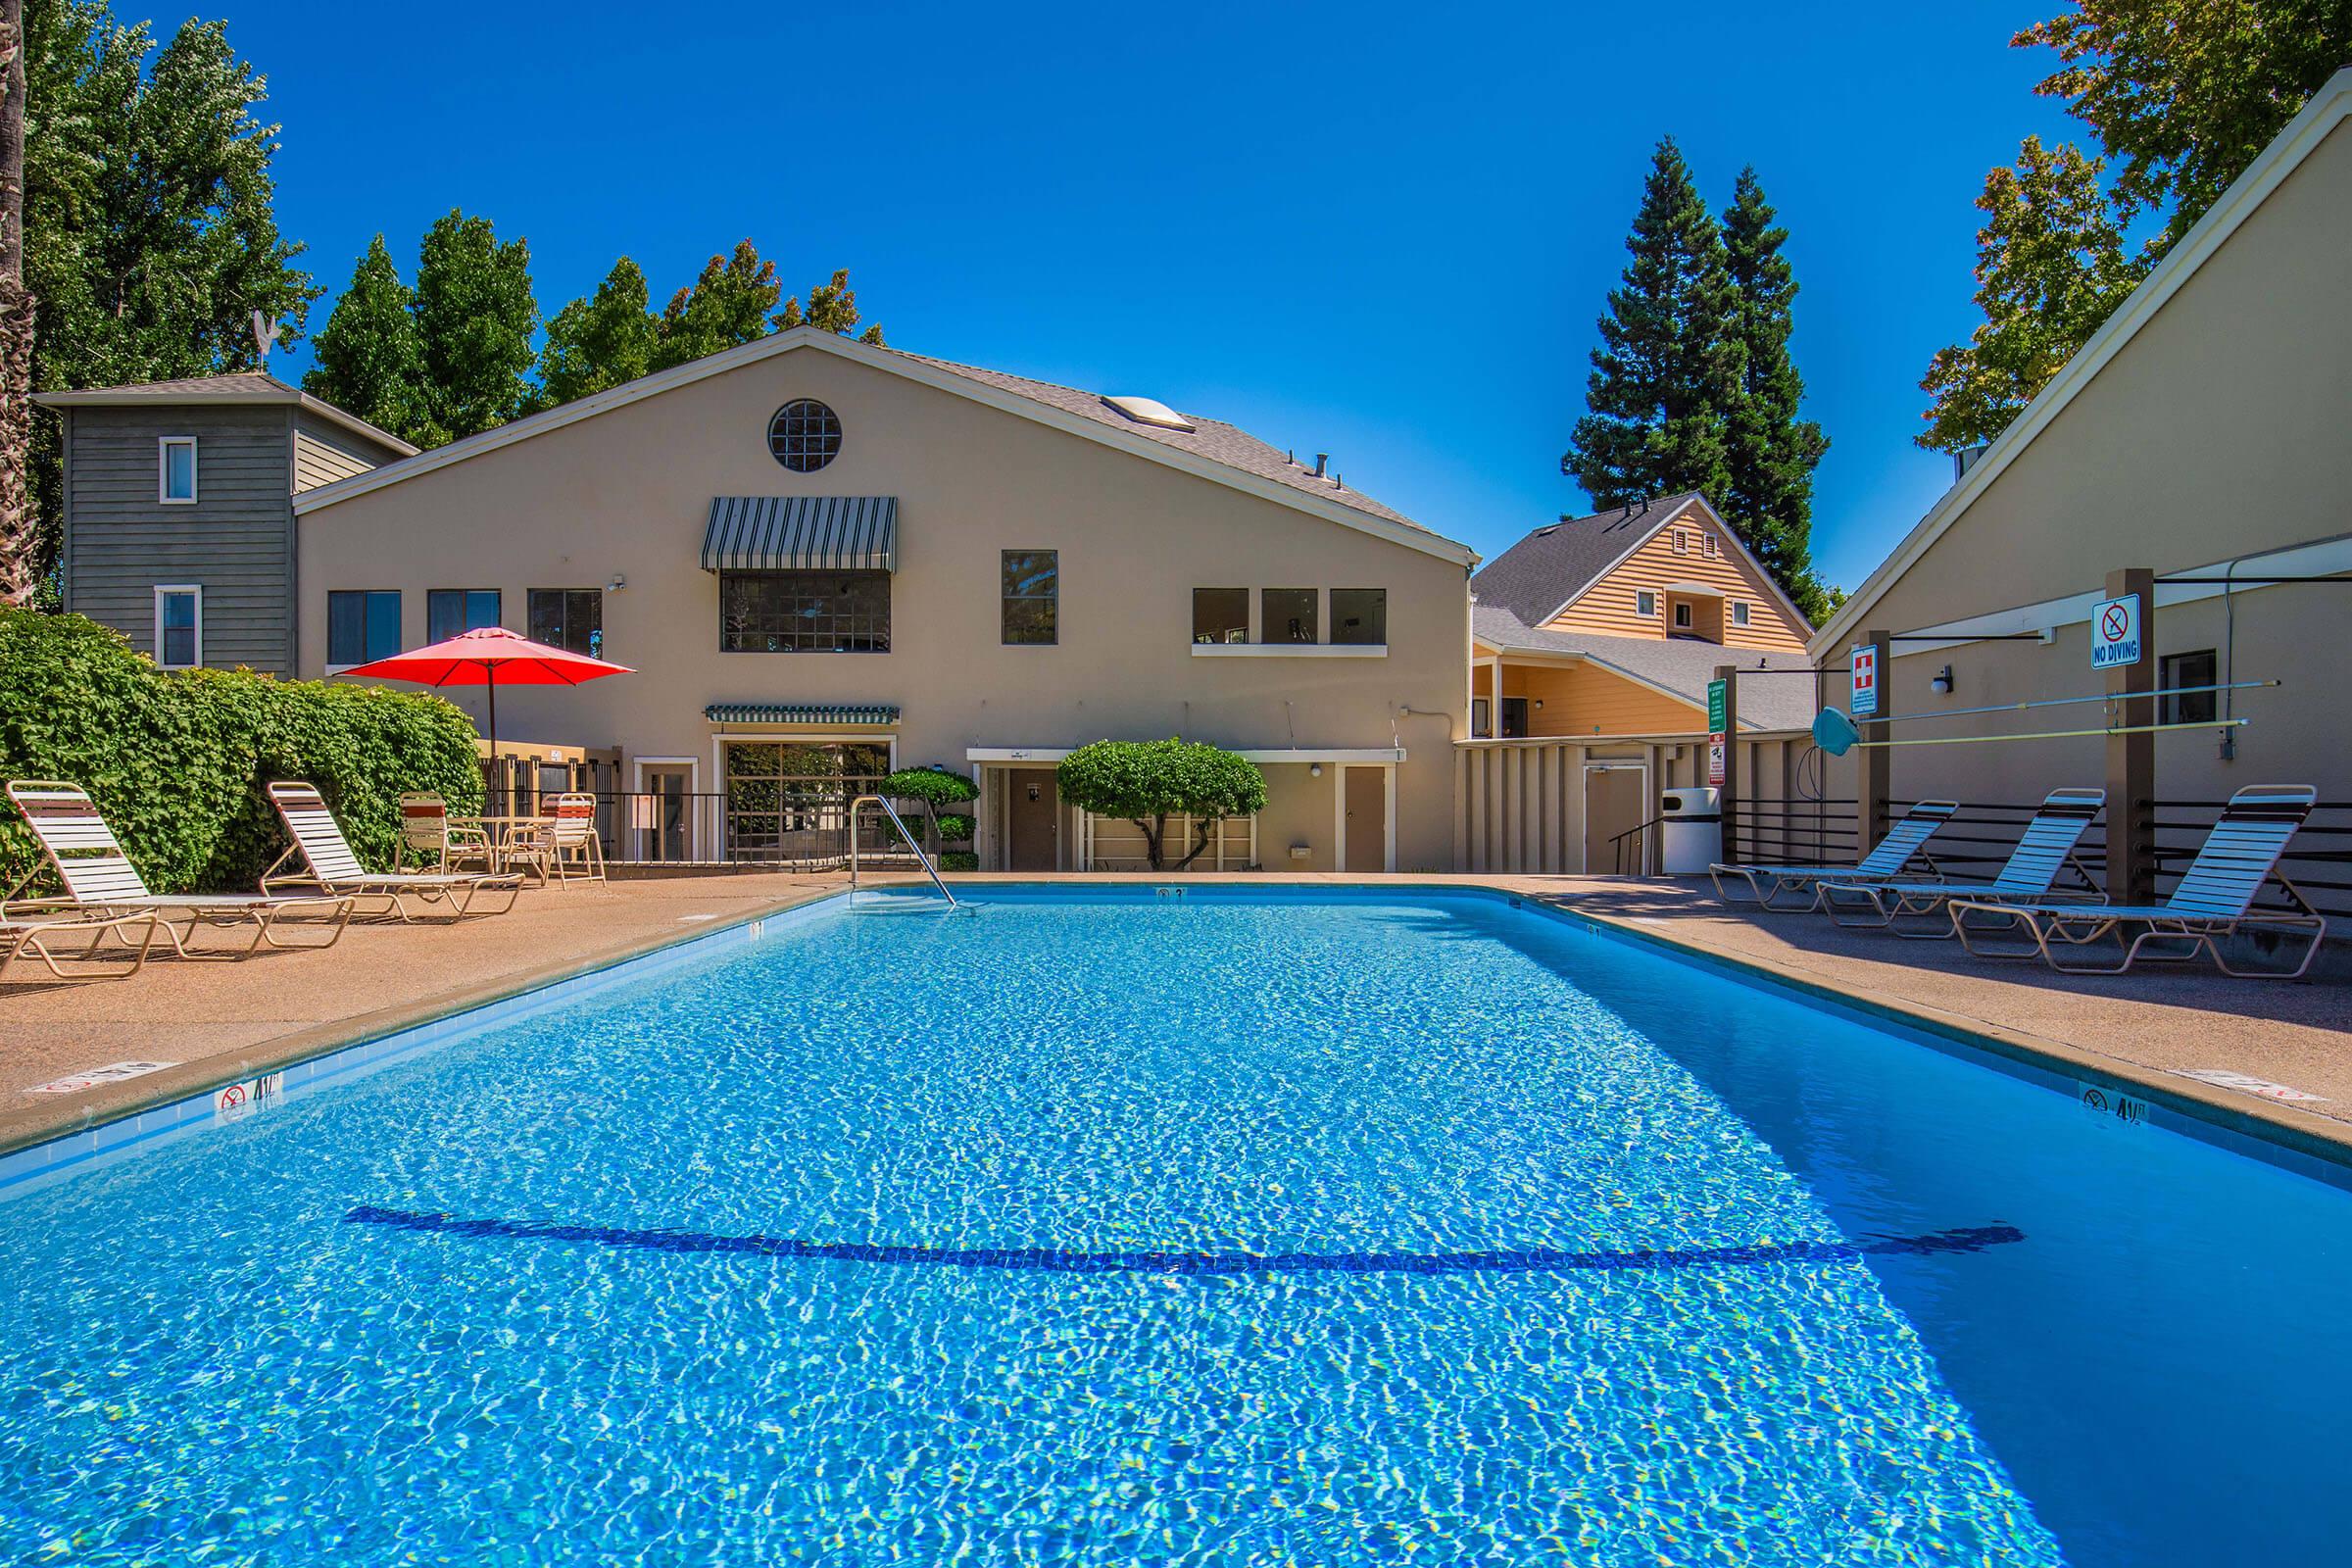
left=34, top=374, right=415, bottom=676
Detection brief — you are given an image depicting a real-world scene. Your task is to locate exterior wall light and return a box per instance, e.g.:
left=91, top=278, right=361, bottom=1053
left=1932, top=664, right=1954, bottom=695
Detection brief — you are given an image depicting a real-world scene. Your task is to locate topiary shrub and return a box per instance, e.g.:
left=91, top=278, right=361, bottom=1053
left=884, top=766, right=977, bottom=809
left=938, top=851, right=979, bottom=872
left=1056, top=738, right=1267, bottom=872
left=932, top=813, right=976, bottom=845
left=0, top=611, right=481, bottom=896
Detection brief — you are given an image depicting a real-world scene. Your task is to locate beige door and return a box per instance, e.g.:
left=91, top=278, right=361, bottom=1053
left=1584, top=764, right=1649, bottom=874
left=1007, top=769, right=1059, bottom=871
left=1344, top=766, right=1386, bottom=873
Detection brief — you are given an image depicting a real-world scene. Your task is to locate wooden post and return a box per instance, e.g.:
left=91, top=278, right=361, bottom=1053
left=1854, top=629, right=1893, bottom=859
left=2104, top=566, right=2157, bottom=905
left=1712, top=663, right=1738, bottom=865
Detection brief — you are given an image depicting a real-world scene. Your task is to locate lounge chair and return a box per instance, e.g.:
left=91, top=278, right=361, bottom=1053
left=395, top=792, right=496, bottom=875
left=1948, top=784, right=2325, bottom=978
left=1820, top=788, right=2105, bottom=936
left=1, top=908, right=163, bottom=981
left=1709, top=800, right=1959, bottom=911
left=504, top=793, right=606, bottom=887
left=3, top=780, right=354, bottom=956
left=263, top=781, right=522, bottom=921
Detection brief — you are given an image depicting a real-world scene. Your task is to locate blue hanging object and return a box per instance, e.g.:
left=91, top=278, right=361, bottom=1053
left=1812, top=707, right=1861, bottom=757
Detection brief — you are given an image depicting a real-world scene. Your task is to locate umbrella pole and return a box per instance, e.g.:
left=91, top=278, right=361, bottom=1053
left=485, top=666, right=499, bottom=812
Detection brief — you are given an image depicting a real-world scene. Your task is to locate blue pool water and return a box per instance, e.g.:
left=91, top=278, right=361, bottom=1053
left=1, top=887, right=2346, bottom=1564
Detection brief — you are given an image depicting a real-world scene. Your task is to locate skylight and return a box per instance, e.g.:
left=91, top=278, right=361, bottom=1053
left=1101, top=395, right=1195, bottom=432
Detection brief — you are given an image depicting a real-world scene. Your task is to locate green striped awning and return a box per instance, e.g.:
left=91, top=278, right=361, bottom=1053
left=701, top=496, right=899, bottom=572
left=704, top=703, right=900, bottom=727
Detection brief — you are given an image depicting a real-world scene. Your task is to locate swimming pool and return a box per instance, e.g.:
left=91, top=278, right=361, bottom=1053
left=1, top=887, right=2344, bottom=1564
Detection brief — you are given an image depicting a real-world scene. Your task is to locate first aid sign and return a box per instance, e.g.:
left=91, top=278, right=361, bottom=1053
left=2090, top=593, right=2141, bottom=670
left=1850, top=644, right=1881, bottom=717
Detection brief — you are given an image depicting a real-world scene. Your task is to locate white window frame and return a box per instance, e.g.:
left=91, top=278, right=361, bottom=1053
left=1701, top=533, right=1719, bottom=559
left=1635, top=589, right=1657, bottom=617
left=1732, top=600, right=1751, bottom=627
left=158, top=436, right=198, bottom=504
left=153, top=584, right=202, bottom=669
left=1671, top=528, right=1688, bottom=555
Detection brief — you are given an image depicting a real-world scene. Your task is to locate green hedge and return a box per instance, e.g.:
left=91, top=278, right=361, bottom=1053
left=884, top=765, right=977, bottom=808
left=932, top=812, right=975, bottom=845
left=939, top=851, right=979, bottom=872
left=0, top=611, right=482, bottom=895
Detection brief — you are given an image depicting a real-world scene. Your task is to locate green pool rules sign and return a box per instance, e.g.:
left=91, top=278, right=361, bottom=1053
left=1707, top=678, right=1728, bottom=735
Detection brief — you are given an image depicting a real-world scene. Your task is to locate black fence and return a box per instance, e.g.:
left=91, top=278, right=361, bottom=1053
left=2149, top=798, right=2351, bottom=917
left=576, top=790, right=931, bottom=870
left=1725, top=798, right=1857, bottom=868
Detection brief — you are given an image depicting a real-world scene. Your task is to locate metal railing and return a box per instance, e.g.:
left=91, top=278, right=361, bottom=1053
left=848, top=795, right=961, bottom=909
left=1609, top=815, right=1658, bottom=875
left=1726, top=798, right=1856, bottom=867
left=573, top=789, right=935, bottom=871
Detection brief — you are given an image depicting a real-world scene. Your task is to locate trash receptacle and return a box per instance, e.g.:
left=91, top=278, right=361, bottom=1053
left=1658, top=786, right=1722, bottom=873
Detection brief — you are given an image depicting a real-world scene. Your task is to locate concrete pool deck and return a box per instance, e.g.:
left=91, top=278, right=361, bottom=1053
left=2, top=871, right=2345, bottom=1168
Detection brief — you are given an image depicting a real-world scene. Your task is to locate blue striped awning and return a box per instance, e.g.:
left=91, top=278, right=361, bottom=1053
left=701, top=496, right=899, bottom=572
left=704, top=703, right=900, bottom=727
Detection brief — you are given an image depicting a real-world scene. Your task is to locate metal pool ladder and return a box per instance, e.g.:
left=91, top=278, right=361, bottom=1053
left=847, top=795, right=963, bottom=911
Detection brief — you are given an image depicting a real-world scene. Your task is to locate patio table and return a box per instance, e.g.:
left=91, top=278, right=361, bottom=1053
left=453, top=814, right=558, bottom=882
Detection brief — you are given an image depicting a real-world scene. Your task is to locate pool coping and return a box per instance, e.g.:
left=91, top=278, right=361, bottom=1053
left=4, top=874, right=2345, bottom=1194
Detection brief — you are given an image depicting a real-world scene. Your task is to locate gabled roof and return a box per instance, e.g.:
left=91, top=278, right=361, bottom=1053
left=1814, top=67, right=2352, bottom=652
left=289, top=327, right=1474, bottom=564
left=1471, top=605, right=1818, bottom=733
left=1471, top=491, right=1810, bottom=632
left=34, top=371, right=418, bottom=456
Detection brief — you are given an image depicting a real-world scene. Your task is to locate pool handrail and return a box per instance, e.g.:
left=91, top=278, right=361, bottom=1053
left=847, top=795, right=962, bottom=910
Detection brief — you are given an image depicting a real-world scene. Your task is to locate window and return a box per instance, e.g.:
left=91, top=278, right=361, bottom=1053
left=1001, top=550, right=1057, bottom=645
left=1673, top=602, right=1693, bottom=630
left=1672, top=528, right=1689, bottom=555
left=154, top=586, right=200, bottom=668
left=1472, top=698, right=1492, bottom=737
left=767, top=400, right=842, bottom=472
left=1193, top=587, right=1249, bottom=644
left=158, top=437, right=197, bottom=503
left=529, top=589, right=605, bottom=659
left=1332, top=588, right=1387, bottom=646
left=719, top=571, right=888, bottom=653
left=1731, top=601, right=1751, bottom=628
left=327, top=590, right=401, bottom=666
left=1499, top=697, right=1529, bottom=739
left=1261, top=588, right=1317, bottom=644
left=2160, top=649, right=2218, bottom=725
left=1635, top=589, right=1657, bottom=617
left=723, top=742, right=894, bottom=863
left=427, top=589, right=502, bottom=643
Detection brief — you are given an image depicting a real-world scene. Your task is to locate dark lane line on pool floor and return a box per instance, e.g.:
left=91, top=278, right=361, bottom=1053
left=343, top=1206, right=2025, bottom=1276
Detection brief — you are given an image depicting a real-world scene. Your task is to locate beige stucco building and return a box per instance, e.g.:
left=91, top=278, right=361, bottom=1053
left=288, top=330, right=1476, bottom=872
left=1811, top=70, right=2352, bottom=910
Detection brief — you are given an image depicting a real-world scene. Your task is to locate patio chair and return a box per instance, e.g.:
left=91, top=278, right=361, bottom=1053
left=1, top=908, right=163, bottom=982
left=505, top=793, right=606, bottom=888
left=1948, top=784, right=2325, bottom=978
left=262, top=781, right=523, bottom=921
left=3, top=780, right=355, bottom=957
left=1820, top=788, right=2105, bottom=936
left=1708, top=800, right=1959, bottom=912
left=396, top=792, right=496, bottom=875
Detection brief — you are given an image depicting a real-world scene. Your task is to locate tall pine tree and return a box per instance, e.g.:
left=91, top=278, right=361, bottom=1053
left=305, top=234, right=434, bottom=444
left=535, top=256, right=655, bottom=410
left=1562, top=138, right=1743, bottom=514
left=413, top=210, right=536, bottom=439
left=1720, top=168, right=1831, bottom=621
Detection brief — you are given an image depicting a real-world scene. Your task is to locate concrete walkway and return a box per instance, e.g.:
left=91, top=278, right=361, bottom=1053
left=3, top=871, right=2344, bottom=1160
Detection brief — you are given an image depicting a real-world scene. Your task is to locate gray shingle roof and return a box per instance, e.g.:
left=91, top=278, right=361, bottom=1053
left=881, top=347, right=1432, bottom=535
left=1469, top=493, right=1705, bottom=623
left=34, top=371, right=418, bottom=454
left=1471, top=604, right=1819, bottom=733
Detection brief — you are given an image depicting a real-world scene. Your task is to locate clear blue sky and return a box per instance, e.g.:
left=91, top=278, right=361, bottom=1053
left=232, top=0, right=2078, bottom=592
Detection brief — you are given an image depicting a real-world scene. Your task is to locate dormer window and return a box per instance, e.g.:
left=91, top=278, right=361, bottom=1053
left=159, top=437, right=197, bottom=503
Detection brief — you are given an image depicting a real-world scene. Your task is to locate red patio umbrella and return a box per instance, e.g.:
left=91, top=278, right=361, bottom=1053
left=337, top=625, right=635, bottom=760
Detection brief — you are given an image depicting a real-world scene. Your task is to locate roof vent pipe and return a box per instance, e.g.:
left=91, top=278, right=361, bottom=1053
left=1312, top=453, right=1328, bottom=478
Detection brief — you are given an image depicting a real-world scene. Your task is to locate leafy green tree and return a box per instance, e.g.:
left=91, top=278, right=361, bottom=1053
left=1, top=0, right=35, bottom=606
left=1719, top=168, right=1832, bottom=621
left=1055, top=739, right=1268, bottom=872
left=18, top=1, right=316, bottom=587
left=1562, top=137, right=1743, bottom=514
left=535, top=255, right=656, bottom=409
left=780, top=267, right=884, bottom=344
left=1916, top=137, right=2137, bottom=453
left=412, top=209, right=537, bottom=439
left=650, top=240, right=779, bottom=371
left=304, top=235, right=435, bottom=443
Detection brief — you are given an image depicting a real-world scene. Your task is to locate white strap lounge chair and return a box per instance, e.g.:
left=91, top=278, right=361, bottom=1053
left=396, top=792, right=497, bottom=875
left=1, top=908, right=163, bottom=981
left=1820, top=788, right=2106, bottom=936
left=263, top=781, right=522, bottom=921
left=1948, top=784, right=2325, bottom=978
left=1708, top=800, right=1959, bottom=911
left=3, top=780, right=354, bottom=957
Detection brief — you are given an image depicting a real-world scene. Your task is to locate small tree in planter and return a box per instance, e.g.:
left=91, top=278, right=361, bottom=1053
left=1056, top=738, right=1267, bottom=872
left=882, top=765, right=977, bottom=863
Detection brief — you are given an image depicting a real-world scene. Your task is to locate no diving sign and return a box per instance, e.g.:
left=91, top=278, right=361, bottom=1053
left=2090, top=593, right=2142, bottom=670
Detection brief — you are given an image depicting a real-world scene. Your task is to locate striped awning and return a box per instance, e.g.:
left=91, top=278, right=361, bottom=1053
left=701, top=496, right=898, bottom=572
left=704, top=703, right=900, bottom=727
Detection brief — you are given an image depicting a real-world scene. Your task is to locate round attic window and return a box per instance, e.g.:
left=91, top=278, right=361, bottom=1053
left=767, top=399, right=842, bottom=472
